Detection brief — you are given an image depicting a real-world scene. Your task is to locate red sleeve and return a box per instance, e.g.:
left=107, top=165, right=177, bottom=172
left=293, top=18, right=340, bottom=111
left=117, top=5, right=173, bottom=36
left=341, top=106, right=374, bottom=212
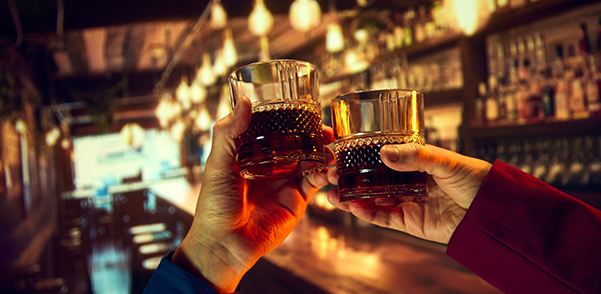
left=447, top=160, right=601, bottom=294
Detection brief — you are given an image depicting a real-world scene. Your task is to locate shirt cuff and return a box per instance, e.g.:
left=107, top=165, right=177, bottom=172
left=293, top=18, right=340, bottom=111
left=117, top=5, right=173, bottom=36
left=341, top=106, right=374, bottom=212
left=143, top=251, right=240, bottom=294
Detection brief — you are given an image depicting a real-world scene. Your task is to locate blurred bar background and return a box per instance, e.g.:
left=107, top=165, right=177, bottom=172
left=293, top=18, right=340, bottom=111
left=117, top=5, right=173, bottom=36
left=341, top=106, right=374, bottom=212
left=1, top=0, right=600, bottom=293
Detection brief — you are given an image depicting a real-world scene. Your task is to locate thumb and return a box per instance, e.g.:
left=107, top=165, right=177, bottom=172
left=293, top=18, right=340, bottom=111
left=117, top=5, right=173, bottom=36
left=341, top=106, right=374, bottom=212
left=380, top=143, right=491, bottom=208
left=380, top=143, right=464, bottom=179
left=204, top=96, right=252, bottom=175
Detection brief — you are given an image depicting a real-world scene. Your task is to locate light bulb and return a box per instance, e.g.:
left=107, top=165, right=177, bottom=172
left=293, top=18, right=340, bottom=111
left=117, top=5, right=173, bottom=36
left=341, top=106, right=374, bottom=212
left=354, top=29, right=369, bottom=45
left=61, top=138, right=71, bottom=150
left=175, top=78, right=191, bottom=110
left=170, top=120, right=186, bottom=142
left=15, top=119, right=27, bottom=134
left=223, top=28, right=238, bottom=67
left=190, top=81, right=207, bottom=103
left=248, top=0, right=273, bottom=36
left=198, top=52, right=217, bottom=86
left=213, top=50, right=227, bottom=76
left=216, top=85, right=231, bottom=119
left=259, top=36, right=271, bottom=62
left=211, top=0, right=228, bottom=30
left=195, top=108, right=213, bottom=132
left=326, top=23, right=344, bottom=53
left=289, top=0, right=321, bottom=32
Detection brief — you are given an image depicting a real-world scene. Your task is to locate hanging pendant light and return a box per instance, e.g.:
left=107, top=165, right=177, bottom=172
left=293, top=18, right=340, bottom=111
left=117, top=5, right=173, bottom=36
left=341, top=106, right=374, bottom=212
left=326, top=24, right=344, bottom=53
left=175, top=77, right=192, bottom=110
left=216, top=85, right=231, bottom=119
left=248, top=0, right=274, bottom=36
left=198, top=52, right=217, bottom=86
left=190, top=80, right=207, bottom=104
left=213, top=49, right=227, bottom=76
left=195, top=107, right=213, bottom=132
left=444, top=0, right=491, bottom=36
left=223, top=28, right=238, bottom=67
left=45, top=127, right=61, bottom=147
left=170, top=120, right=186, bottom=142
left=289, top=0, right=322, bottom=32
left=211, top=0, right=228, bottom=30
left=259, top=36, right=271, bottom=61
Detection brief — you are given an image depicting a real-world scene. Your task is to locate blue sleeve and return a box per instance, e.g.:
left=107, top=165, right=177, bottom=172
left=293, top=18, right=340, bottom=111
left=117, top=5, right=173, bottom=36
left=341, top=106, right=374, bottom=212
left=143, top=251, right=220, bottom=294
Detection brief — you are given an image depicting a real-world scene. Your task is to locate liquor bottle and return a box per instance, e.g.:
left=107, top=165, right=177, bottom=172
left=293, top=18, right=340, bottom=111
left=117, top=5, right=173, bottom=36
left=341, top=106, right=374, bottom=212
left=485, top=82, right=499, bottom=126
left=474, top=82, right=487, bottom=126
left=534, top=33, right=546, bottom=70
left=568, top=42, right=589, bottom=119
left=541, top=68, right=556, bottom=119
left=526, top=63, right=544, bottom=123
left=414, top=5, right=427, bottom=43
left=494, top=76, right=507, bottom=123
left=403, top=7, right=415, bottom=47
left=554, top=45, right=571, bottom=121
left=579, top=23, right=592, bottom=57
left=586, top=62, right=601, bottom=115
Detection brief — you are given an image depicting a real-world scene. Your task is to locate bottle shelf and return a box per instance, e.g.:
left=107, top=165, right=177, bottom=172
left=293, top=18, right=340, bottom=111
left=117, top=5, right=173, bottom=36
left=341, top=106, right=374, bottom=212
left=424, top=88, right=463, bottom=107
left=468, top=116, right=601, bottom=138
left=481, top=0, right=599, bottom=36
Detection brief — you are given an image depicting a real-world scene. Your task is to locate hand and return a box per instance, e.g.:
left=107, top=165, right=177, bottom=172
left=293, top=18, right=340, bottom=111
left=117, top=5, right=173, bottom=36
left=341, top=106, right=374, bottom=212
left=172, top=96, right=336, bottom=293
left=327, top=143, right=491, bottom=244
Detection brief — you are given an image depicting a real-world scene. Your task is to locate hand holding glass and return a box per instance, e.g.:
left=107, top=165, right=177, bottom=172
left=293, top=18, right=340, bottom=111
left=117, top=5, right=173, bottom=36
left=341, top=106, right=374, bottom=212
left=331, top=89, right=428, bottom=206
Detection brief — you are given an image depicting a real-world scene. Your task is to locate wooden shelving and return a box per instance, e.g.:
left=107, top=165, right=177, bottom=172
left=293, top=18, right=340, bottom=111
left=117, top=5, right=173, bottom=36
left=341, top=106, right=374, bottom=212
left=468, top=117, right=601, bottom=139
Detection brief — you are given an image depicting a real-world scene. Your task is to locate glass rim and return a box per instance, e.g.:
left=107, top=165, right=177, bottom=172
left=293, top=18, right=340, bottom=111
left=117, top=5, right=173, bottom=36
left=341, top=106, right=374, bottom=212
left=228, top=59, right=317, bottom=82
left=332, top=89, right=423, bottom=102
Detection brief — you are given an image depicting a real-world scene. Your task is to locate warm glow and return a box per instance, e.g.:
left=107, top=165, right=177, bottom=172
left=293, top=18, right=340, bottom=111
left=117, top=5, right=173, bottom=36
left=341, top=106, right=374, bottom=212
left=313, top=192, right=335, bottom=211
left=120, top=123, right=146, bottom=149
left=198, top=52, right=217, bottom=86
left=445, top=0, right=491, bottom=36
left=170, top=120, right=186, bottom=142
left=216, top=85, right=231, bottom=119
left=213, top=49, right=227, bottom=76
left=61, top=138, right=71, bottom=150
left=175, top=78, right=191, bottom=110
left=289, top=0, right=322, bottom=32
left=344, top=49, right=369, bottom=73
left=259, top=36, right=271, bottom=62
left=354, top=29, right=369, bottom=45
left=248, top=0, right=274, bottom=37
left=190, top=80, right=207, bottom=103
left=223, top=28, right=238, bottom=67
left=211, top=0, right=227, bottom=30
left=412, top=90, right=419, bottom=134
left=337, top=100, right=351, bottom=137
left=15, top=119, right=27, bottom=134
left=326, top=24, right=345, bottom=53
left=46, top=127, right=61, bottom=147
left=195, top=107, right=213, bottom=132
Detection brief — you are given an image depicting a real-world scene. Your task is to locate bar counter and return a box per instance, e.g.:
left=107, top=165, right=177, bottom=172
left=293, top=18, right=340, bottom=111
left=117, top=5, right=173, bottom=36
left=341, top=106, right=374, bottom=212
left=146, top=179, right=501, bottom=294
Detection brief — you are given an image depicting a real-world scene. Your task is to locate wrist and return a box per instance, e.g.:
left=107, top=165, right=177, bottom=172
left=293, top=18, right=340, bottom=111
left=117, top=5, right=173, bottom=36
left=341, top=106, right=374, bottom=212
left=171, top=236, right=243, bottom=293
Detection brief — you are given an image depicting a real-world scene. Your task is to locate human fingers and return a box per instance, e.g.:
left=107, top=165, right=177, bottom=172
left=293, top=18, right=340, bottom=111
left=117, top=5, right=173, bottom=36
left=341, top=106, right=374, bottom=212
left=204, top=96, right=252, bottom=173
left=322, top=125, right=335, bottom=145
left=326, top=166, right=338, bottom=186
left=325, top=146, right=335, bottom=166
left=298, top=168, right=330, bottom=202
left=380, top=143, right=491, bottom=208
left=348, top=201, right=407, bottom=231
left=326, top=188, right=350, bottom=212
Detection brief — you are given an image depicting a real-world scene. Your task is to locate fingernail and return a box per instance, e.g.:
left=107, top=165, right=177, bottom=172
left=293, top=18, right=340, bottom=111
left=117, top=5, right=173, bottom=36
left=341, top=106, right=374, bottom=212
left=382, top=145, right=400, bottom=162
